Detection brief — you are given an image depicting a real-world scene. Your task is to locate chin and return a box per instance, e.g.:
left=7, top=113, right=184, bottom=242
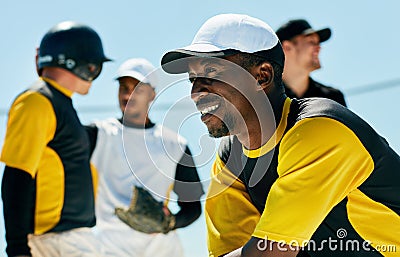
left=77, top=90, right=89, bottom=95
left=206, top=112, right=236, bottom=138
left=207, top=123, right=230, bottom=138
left=311, top=61, right=321, bottom=70
left=76, top=84, right=91, bottom=95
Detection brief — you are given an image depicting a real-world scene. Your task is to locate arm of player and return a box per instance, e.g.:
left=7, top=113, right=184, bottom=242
left=172, top=146, right=204, bottom=230
left=1, top=91, right=56, bottom=256
left=223, top=237, right=299, bottom=257
left=84, top=124, right=98, bottom=157
left=173, top=201, right=202, bottom=229
left=2, top=166, right=35, bottom=257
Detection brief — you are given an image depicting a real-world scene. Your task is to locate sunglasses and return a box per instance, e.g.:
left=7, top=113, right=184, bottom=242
left=73, top=62, right=103, bottom=82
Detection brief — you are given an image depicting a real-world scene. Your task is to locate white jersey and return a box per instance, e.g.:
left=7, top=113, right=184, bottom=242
left=90, top=118, right=187, bottom=257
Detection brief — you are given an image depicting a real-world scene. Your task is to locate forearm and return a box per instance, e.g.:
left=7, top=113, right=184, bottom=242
left=223, top=237, right=300, bottom=257
left=173, top=201, right=202, bottom=229
left=222, top=248, right=242, bottom=257
left=2, top=166, right=35, bottom=256
left=84, top=124, right=98, bottom=156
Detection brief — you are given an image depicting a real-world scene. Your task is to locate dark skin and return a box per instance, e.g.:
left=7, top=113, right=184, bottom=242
left=189, top=55, right=285, bottom=150
left=117, top=76, right=155, bottom=127
left=188, top=54, right=298, bottom=257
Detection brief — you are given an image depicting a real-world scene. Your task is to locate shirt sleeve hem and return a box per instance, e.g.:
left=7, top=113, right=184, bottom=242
left=0, top=160, right=36, bottom=178
left=252, top=229, right=309, bottom=246
left=208, top=246, right=242, bottom=257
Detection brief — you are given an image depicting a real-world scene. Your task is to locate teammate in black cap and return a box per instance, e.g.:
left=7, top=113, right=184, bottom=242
left=1, top=21, right=111, bottom=257
left=276, top=19, right=347, bottom=106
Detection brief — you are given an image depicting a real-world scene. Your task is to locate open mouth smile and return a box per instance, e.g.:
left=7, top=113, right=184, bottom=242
left=195, top=95, right=222, bottom=119
left=200, top=104, right=219, bottom=115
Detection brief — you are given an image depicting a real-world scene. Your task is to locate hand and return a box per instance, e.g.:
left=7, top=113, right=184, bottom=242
left=115, top=186, right=176, bottom=234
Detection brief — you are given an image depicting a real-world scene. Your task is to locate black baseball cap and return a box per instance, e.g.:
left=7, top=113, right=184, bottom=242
left=276, top=19, right=331, bottom=43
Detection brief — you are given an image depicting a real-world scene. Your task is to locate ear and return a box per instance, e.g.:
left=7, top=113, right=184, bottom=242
left=256, top=62, right=274, bottom=91
left=149, top=88, right=156, bottom=101
left=281, top=40, right=292, bottom=52
left=35, top=47, right=41, bottom=76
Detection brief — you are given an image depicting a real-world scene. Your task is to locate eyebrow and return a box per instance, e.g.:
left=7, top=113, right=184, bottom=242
left=188, top=58, right=225, bottom=74
left=199, top=58, right=224, bottom=66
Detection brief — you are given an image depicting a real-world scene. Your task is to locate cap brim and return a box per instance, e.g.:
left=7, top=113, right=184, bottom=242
left=161, top=50, right=221, bottom=74
left=103, top=57, right=113, bottom=63
left=115, top=70, right=148, bottom=82
left=303, top=27, right=331, bottom=43
left=161, top=43, right=240, bottom=74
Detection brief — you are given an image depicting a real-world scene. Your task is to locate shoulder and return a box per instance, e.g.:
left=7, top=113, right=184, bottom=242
left=309, top=78, right=345, bottom=98
left=91, top=118, right=121, bottom=135
left=11, top=89, right=53, bottom=116
left=15, top=80, right=52, bottom=105
left=282, top=98, right=372, bottom=156
left=155, top=124, right=188, bottom=146
left=16, top=90, right=50, bottom=103
left=285, top=98, right=364, bottom=151
left=280, top=116, right=362, bottom=175
left=290, top=97, right=350, bottom=124
left=310, top=78, right=343, bottom=93
left=284, top=116, right=353, bottom=144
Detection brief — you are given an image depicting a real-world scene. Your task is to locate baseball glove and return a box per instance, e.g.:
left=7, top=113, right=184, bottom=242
left=115, top=186, right=176, bottom=234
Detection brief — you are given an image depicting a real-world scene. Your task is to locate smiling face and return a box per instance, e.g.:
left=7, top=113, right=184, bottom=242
left=188, top=56, right=259, bottom=138
left=118, top=76, right=155, bottom=125
left=286, top=33, right=322, bottom=72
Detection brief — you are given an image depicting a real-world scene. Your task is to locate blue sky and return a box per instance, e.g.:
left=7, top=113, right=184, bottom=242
left=1, top=1, right=400, bottom=256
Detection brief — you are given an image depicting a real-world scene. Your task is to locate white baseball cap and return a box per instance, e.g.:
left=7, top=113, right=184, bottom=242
left=161, top=13, right=284, bottom=74
left=116, top=58, right=158, bottom=87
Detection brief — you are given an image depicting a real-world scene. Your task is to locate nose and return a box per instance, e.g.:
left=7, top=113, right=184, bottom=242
left=190, top=78, right=209, bottom=103
left=120, top=90, right=132, bottom=103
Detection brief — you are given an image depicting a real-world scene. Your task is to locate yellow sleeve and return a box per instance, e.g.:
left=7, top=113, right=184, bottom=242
left=206, top=154, right=260, bottom=257
left=90, top=163, right=98, bottom=198
left=252, top=117, right=374, bottom=245
left=0, top=91, right=56, bottom=177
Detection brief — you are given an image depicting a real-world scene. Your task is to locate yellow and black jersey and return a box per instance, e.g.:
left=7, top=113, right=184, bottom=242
left=1, top=78, right=96, bottom=238
left=206, top=97, right=399, bottom=257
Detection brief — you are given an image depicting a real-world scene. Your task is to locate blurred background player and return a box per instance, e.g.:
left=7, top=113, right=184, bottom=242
left=86, top=58, right=204, bottom=257
left=0, top=21, right=111, bottom=257
left=276, top=19, right=347, bottom=106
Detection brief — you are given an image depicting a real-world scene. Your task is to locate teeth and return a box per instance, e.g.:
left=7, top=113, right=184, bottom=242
left=200, top=104, right=219, bottom=115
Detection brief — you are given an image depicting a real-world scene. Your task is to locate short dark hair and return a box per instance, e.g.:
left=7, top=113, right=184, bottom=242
left=236, top=53, right=283, bottom=89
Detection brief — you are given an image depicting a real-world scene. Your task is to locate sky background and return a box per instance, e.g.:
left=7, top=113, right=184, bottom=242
left=1, top=1, right=400, bottom=256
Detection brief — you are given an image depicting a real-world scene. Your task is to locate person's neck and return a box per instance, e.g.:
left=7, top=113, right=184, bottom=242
left=283, top=67, right=310, bottom=98
left=42, top=67, right=77, bottom=92
left=120, top=116, right=154, bottom=129
left=237, top=85, right=286, bottom=150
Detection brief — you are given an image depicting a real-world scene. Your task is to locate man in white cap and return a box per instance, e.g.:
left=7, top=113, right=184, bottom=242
left=86, top=58, right=204, bottom=257
left=161, top=14, right=400, bottom=257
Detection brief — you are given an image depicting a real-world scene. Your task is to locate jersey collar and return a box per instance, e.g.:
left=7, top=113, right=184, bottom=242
left=41, top=77, right=73, bottom=98
left=243, top=97, right=292, bottom=158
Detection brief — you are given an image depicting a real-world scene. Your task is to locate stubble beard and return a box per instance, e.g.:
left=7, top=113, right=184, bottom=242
left=207, top=112, right=235, bottom=138
left=311, top=56, right=321, bottom=71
